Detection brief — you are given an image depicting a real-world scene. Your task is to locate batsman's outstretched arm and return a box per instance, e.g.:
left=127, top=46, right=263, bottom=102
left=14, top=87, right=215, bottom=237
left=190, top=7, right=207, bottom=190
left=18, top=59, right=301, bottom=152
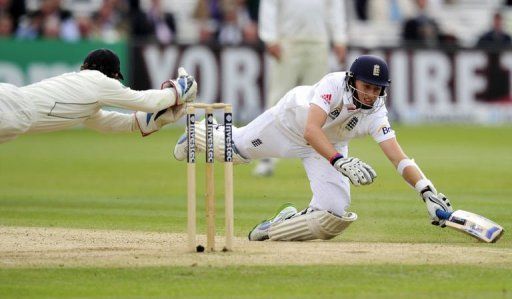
left=378, top=138, right=421, bottom=186
left=379, top=138, right=453, bottom=225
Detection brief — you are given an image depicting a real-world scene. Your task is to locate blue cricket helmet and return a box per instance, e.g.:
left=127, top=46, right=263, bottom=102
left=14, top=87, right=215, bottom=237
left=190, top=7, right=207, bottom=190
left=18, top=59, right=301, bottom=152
left=349, top=55, right=390, bottom=87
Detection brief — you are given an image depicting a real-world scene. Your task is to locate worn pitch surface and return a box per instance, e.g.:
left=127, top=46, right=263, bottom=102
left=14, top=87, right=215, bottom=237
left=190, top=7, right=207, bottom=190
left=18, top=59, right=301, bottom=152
left=1, top=226, right=510, bottom=268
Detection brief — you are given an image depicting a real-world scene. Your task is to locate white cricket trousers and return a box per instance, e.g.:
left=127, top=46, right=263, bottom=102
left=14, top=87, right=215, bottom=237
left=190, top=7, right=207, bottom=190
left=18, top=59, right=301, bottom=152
left=266, top=40, right=329, bottom=108
left=233, top=109, right=351, bottom=216
left=0, top=83, right=35, bottom=144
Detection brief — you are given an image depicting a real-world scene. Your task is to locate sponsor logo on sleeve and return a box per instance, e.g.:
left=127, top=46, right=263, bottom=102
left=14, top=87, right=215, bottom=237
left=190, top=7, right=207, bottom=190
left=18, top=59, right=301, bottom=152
left=380, top=126, right=392, bottom=135
left=328, top=107, right=341, bottom=120
left=321, top=94, right=332, bottom=104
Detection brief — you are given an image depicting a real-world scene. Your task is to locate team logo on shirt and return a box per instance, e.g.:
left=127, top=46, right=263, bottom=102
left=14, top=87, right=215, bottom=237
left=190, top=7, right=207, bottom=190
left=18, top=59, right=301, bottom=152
left=251, top=138, right=263, bottom=147
left=321, top=94, right=332, bottom=104
left=345, top=116, right=359, bottom=131
left=328, top=108, right=341, bottom=120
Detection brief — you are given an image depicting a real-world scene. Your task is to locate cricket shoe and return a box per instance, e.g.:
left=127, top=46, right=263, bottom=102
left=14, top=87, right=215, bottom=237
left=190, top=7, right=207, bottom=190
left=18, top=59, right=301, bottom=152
left=252, top=158, right=276, bottom=177
left=248, top=203, right=298, bottom=241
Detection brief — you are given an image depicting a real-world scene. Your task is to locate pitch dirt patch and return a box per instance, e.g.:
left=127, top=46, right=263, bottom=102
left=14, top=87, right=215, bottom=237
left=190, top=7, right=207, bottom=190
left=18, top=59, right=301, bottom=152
left=1, top=226, right=510, bottom=268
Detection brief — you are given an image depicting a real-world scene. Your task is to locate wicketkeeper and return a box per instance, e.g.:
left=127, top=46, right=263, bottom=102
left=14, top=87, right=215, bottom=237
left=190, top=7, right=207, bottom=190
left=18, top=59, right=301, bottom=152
left=173, top=55, right=453, bottom=242
left=0, top=48, right=197, bottom=144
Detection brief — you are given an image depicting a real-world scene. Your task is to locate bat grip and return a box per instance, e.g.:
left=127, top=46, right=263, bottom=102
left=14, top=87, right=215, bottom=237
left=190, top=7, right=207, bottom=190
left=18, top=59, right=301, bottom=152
left=436, top=209, right=452, bottom=220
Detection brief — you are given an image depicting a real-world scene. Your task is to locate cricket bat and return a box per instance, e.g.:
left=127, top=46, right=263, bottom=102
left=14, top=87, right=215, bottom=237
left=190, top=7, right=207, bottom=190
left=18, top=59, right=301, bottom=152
left=436, top=209, right=504, bottom=243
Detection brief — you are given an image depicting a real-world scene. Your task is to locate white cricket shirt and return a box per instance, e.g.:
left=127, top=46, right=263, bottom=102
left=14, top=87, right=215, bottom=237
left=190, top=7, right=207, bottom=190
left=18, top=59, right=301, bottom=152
left=271, top=72, right=396, bottom=147
left=20, top=70, right=174, bottom=133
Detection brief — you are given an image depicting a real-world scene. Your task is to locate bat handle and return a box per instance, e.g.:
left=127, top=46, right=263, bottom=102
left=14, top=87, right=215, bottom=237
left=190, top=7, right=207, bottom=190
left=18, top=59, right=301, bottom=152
left=436, top=209, right=452, bottom=220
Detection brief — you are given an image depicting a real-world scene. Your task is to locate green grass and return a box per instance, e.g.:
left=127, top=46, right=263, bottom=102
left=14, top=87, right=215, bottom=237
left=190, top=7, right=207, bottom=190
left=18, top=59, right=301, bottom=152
left=0, top=265, right=510, bottom=299
left=1, top=125, right=512, bottom=298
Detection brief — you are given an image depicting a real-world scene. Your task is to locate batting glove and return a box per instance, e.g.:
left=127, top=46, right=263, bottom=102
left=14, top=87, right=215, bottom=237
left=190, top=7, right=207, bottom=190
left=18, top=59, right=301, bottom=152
left=420, top=187, right=453, bottom=227
left=330, top=153, right=377, bottom=186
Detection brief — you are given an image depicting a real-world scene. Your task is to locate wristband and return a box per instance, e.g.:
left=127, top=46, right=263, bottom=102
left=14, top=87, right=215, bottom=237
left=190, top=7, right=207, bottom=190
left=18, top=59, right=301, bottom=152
left=397, top=158, right=416, bottom=176
left=329, top=152, right=344, bottom=165
left=415, top=178, right=433, bottom=194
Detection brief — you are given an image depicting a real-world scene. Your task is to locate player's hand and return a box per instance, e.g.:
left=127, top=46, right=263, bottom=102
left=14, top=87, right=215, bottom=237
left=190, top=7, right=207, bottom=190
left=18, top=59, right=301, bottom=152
left=266, top=44, right=281, bottom=61
left=332, top=156, right=377, bottom=186
left=420, top=188, right=453, bottom=227
left=161, top=67, right=197, bottom=105
left=135, top=104, right=185, bottom=137
left=333, top=44, right=346, bottom=64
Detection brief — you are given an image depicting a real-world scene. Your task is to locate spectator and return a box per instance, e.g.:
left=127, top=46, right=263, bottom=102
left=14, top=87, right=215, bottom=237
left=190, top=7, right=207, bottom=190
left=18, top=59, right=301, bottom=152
left=75, top=14, right=94, bottom=40
left=194, top=0, right=223, bottom=43
left=365, top=0, right=416, bottom=23
left=237, top=0, right=259, bottom=44
left=15, top=0, right=78, bottom=41
left=253, top=0, right=348, bottom=177
left=476, top=12, right=511, bottom=47
left=402, top=0, right=440, bottom=46
left=401, top=0, right=455, bottom=47
left=132, top=0, right=176, bottom=44
left=0, top=12, right=12, bottom=36
left=41, top=11, right=60, bottom=39
left=218, top=0, right=257, bottom=45
left=217, top=2, right=242, bottom=45
left=476, top=12, right=511, bottom=102
left=15, top=11, right=42, bottom=39
left=0, top=0, right=25, bottom=33
left=92, top=0, right=126, bottom=42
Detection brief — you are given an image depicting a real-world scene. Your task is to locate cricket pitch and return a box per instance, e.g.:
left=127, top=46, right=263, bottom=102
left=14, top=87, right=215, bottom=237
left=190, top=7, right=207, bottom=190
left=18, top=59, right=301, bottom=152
left=1, top=226, right=510, bottom=268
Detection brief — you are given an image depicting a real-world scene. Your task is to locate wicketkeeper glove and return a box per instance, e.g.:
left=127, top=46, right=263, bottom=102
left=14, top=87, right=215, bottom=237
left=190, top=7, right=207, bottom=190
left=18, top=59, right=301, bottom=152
left=161, top=67, right=197, bottom=105
left=135, top=104, right=186, bottom=137
left=330, top=153, right=377, bottom=186
left=420, top=186, right=453, bottom=227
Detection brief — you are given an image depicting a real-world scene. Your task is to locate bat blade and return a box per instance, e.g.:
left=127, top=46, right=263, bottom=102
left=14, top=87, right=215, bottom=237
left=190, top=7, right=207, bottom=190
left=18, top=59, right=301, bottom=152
left=436, top=209, right=504, bottom=243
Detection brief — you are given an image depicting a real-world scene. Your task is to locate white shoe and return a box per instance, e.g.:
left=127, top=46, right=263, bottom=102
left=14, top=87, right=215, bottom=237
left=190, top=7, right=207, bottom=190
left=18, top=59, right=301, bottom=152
left=248, top=203, right=298, bottom=241
left=253, top=158, right=276, bottom=177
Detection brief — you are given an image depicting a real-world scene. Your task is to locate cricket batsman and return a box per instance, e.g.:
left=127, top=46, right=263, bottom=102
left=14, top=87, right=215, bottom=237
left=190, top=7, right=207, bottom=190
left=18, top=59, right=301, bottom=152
left=173, top=55, right=453, bottom=242
left=0, top=48, right=197, bottom=144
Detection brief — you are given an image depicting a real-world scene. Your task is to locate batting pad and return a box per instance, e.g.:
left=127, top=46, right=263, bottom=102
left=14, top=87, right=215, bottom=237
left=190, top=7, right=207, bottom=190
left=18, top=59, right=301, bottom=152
left=193, top=121, right=249, bottom=164
left=269, top=210, right=357, bottom=241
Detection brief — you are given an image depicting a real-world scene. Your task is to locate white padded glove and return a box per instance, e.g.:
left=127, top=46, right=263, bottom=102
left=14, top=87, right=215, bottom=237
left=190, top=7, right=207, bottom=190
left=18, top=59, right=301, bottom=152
left=331, top=154, right=377, bottom=186
left=135, top=104, right=186, bottom=136
left=161, top=67, right=197, bottom=105
left=420, top=187, right=453, bottom=227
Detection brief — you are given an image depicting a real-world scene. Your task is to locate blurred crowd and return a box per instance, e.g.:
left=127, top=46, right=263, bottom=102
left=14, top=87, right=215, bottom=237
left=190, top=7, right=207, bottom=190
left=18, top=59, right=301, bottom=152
left=0, top=0, right=260, bottom=44
left=0, top=0, right=511, bottom=47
